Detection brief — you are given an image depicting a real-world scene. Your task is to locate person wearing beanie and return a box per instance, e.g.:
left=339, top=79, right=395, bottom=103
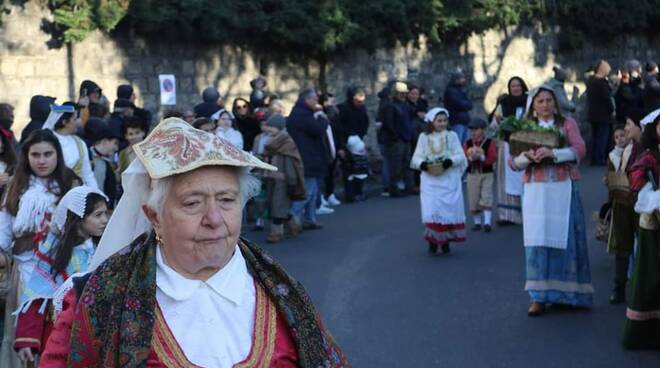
left=642, top=61, right=660, bottom=114
left=20, top=95, right=56, bottom=144
left=261, top=113, right=306, bottom=242
left=193, top=87, right=223, bottom=118
left=547, top=66, right=578, bottom=115
left=464, top=117, right=497, bottom=232
left=250, top=77, right=268, bottom=108
left=444, top=71, right=473, bottom=144
left=108, top=98, right=135, bottom=150
left=86, top=117, right=120, bottom=208
left=116, top=84, right=152, bottom=131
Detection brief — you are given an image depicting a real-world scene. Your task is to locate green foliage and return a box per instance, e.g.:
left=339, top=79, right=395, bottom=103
left=50, top=0, right=129, bottom=43
left=44, top=0, right=658, bottom=54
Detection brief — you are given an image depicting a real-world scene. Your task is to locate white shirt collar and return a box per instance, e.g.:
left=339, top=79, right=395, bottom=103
left=538, top=119, right=555, bottom=129
left=156, top=244, right=251, bottom=306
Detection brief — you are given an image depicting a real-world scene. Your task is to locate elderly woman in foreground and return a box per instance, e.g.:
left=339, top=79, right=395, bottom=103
left=38, top=118, right=348, bottom=367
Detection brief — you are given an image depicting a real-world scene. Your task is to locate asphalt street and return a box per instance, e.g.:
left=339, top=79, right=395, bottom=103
left=247, top=166, right=660, bottom=367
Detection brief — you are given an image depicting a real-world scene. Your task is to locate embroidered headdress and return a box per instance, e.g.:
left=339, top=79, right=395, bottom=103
left=91, top=117, right=276, bottom=270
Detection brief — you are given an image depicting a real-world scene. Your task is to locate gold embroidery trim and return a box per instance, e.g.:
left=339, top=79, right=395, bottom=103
left=152, top=282, right=277, bottom=368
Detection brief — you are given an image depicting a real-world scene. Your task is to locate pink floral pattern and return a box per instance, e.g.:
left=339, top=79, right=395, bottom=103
left=133, top=118, right=275, bottom=178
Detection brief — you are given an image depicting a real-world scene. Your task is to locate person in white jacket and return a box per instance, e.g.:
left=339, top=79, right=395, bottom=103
left=42, top=102, right=98, bottom=189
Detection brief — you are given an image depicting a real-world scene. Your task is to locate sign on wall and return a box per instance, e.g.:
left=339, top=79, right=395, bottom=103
left=159, top=74, right=176, bottom=105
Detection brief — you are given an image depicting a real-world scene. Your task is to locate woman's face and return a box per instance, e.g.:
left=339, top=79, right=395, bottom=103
left=509, top=79, right=523, bottom=97
left=28, top=142, right=58, bottom=177
left=146, top=166, right=243, bottom=280
left=408, top=89, right=420, bottom=103
left=624, top=118, right=641, bottom=142
left=432, top=113, right=449, bottom=132
left=198, top=122, right=216, bottom=133
left=217, top=113, right=233, bottom=129
left=532, top=91, right=556, bottom=120
left=79, top=201, right=109, bottom=238
left=235, top=100, right=249, bottom=117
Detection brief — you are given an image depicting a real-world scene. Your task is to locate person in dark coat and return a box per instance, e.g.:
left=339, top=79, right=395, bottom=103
left=0, top=103, right=18, bottom=150
left=381, top=82, right=414, bottom=197
left=233, top=97, right=261, bottom=151
left=20, top=95, right=56, bottom=144
left=287, top=88, right=329, bottom=228
left=193, top=87, right=222, bottom=118
left=319, top=92, right=345, bottom=206
left=117, top=84, right=152, bottom=132
left=614, top=61, right=644, bottom=125
left=407, top=84, right=428, bottom=193
left=586, top=59, right=615, bottom=165
left=337, top=86, right=370, bottom=139
left=108, top=98, right=135, bottom=151
left=444, top=71, right=473, bottom=144
left=642, top=61, right=660, bottom=115
left=376, top=82, right=395, bottom=195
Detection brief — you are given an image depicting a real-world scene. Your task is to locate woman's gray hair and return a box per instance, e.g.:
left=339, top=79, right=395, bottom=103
left=145, top=167, right=261, bottom=216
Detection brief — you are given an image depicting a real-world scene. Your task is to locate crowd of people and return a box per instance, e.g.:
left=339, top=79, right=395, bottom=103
left=0, top=56, right=658, bottom=365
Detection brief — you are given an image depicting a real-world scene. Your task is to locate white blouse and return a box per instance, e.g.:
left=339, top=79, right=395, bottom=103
left=156, top=245, right=256, bottom=367
left=54, top=132, right=98, bottom=189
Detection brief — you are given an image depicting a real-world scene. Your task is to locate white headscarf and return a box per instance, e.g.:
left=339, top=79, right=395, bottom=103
left=641, top=108, right=660, bottom=127
left=424, top=107, right=450, bottom=124
left=42, top=104, right=75, bottom=131
left=51, top=186, right=108, bottom=234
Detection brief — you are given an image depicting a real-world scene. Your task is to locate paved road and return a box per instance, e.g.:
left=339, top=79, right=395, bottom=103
left=247, top=166, right=660, bottom=367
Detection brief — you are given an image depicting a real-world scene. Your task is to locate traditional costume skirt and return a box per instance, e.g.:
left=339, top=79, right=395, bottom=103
left=622, top=227, right=660, bottom=349
left=420, top=171, right=466, bottom=246
left=496, top=142, right=522, bottom=224
left=524, top=182, right=594, bottom=306
left=607, top=200, right=638, bottom=255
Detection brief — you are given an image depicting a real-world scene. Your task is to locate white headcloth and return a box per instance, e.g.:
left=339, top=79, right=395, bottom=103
left=51, top=186, right=108, bottom=234
left=424, top=107, right=449, bottom=123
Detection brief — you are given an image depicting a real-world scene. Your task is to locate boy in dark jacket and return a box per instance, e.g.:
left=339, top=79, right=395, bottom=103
left=86, top=118, right=120, bottom=209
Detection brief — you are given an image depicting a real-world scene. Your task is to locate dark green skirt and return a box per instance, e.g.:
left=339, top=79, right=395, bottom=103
left=622, top=227, right=660, bottom=349
left=608, top=201, right=637, bottom=254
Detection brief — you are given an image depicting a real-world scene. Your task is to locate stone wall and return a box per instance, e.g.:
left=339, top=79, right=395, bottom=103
left=1, top=3, right=659, bottom=144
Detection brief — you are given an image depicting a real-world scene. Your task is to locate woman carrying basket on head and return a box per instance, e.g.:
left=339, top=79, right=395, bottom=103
left=509, top=85, right=592, bottom=317
left=411, top=107, right=468, bottom=255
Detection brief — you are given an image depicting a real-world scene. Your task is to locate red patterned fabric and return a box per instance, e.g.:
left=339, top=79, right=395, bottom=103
left=40, top=288, right=299, bottom=368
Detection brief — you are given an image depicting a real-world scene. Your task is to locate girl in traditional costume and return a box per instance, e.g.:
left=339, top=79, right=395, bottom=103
left=14, top=186, right=108, bottom=363
left=0, top=129, right=78, bottom=365
left=622, top=114, right=660, bottom=349
left=606, top=119, right=640, bottom=304
left=510, top=86, right=592, bottom=316
left=410, top=107, right=467, bottom=254
left=491, top=76, right=528, bottom=225
left=43, top=102, right=98, bottom=189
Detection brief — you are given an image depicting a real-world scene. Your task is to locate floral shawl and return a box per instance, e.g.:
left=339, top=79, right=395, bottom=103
left=67, top=232, right=349, bottom=367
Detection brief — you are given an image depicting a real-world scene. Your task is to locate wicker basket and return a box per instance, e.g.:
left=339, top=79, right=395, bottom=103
left=427, top=163, right=445, bottom=176
left=508, top=131, right=560, bottom=157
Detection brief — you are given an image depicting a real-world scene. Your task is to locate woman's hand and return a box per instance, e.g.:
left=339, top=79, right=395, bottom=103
left=17, top=347, right=35, bottom=362
left=523, top=149, right=536, bottom=161
left=0, top=173, right=9, bottom=186
left=533, top=147, right=554, bottom=162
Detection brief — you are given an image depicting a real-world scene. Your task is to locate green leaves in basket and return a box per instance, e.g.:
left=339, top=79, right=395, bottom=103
left=495, top=116, right=566, bottom=146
